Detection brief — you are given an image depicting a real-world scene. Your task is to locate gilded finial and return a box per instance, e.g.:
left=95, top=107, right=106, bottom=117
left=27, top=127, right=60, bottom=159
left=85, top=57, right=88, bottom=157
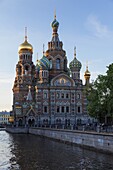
left=54, top=9, right=56, bottom=19
left=43, top=44, right=45, bottom=54
left=74, top=46, right=76, bottom=58
left=25, top=27, right=27, bottom=41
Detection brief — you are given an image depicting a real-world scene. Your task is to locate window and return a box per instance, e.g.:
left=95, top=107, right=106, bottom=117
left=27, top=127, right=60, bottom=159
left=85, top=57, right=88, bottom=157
left=57, top=106, right=60, bottom=113
left=61, top=106, right=64, bottom=113
left=66, top=106, right=69, bottom=113
left=56, top=59, right=60, bottom=69
left=61, top=93, right=64, bottom=98
left=44, top=93, right=47, bottom=99
left=56, top=93, right=60, bottom=98
left=49, top=59, right=52, bottom=69
left=71, top=93, right=74, bottom=99
left=25, top=65, right=29, bottom=75
left=44, top=106, right=47, bottom=113
left=77, top=94, right=80, bottom=99
left=78, top=106, right=80, bottom=113
left=66, top=93, right=69, bottom=98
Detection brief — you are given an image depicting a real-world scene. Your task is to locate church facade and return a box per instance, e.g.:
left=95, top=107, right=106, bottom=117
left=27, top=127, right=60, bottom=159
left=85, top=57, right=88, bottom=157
left=12, top=15, right=92, bottom=127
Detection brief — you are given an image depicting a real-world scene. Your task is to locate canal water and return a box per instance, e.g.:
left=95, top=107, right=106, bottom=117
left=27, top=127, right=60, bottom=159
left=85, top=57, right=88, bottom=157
left=0, top=131, right=113, bottom=170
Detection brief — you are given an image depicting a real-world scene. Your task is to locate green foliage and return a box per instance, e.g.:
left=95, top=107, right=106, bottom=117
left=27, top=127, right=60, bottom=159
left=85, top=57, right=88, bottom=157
left=87, top=63, right=113, bottom=123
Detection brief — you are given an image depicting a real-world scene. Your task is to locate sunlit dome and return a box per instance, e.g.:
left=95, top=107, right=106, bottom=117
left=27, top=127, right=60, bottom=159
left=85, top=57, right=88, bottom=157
left=18, top=28, right=33, bottom=53
left=18, top=39, right=33, bottom=53
left=84, top=66, right=91, bottom=76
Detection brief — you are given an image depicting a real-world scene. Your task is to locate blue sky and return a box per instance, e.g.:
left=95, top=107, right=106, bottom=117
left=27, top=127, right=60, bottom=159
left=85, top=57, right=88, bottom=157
left=0, top=0, right=113, bottom=111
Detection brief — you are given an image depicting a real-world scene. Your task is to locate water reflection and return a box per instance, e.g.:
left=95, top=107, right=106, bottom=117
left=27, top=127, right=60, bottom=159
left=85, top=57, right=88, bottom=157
left=0, top=131, right=113, bottom=170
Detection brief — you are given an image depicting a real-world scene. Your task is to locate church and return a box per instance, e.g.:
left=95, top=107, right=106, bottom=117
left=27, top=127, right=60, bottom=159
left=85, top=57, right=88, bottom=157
left=12, top=14, right=92, bottom=127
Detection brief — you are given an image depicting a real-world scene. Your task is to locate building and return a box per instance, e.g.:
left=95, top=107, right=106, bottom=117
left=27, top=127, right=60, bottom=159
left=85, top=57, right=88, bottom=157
left=0, top=111, right=10, bottom=125
left=12, top=14, right=92, bottom=127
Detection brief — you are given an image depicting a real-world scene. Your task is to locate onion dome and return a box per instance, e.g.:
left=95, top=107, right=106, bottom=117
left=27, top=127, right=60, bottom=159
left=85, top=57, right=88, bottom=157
left=36, top=55, right=50, bottom=71
left=51, top=18, right=59, bottom=28
left=40, top=55, right=50, bottom=69
left=18, top=28, right=33, bottom=53
left=84, top=66, right=91, bottom=77
left=18, top=40, right=33, bottom=53
left=69, top=47, right=82, bottom=70
left=51, top=11, right=59, bottom=28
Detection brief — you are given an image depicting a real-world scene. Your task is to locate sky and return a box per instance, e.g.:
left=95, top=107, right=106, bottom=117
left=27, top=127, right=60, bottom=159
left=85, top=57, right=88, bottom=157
left=0, top=0, right=113, bottom=111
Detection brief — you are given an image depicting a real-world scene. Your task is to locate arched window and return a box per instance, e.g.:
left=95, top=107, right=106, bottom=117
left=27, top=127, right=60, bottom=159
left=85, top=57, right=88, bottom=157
left=49, top=59, right=52, bottom=69
left=78, top=106, right=81, bottom=113
left=66, top=106, right=69, bottom=113
left=56, top=59, right=60, bottom=69
left=25, top=65, right=29, bottom=75
left=44, top=106, right=47, bottom=113
left=61, top=106, right=64, bottom=113
left=57, top=106, right=60, bottom=113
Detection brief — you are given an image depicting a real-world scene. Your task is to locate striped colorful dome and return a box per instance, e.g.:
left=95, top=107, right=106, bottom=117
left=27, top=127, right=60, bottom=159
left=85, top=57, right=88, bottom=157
left=69, top=57, right=82, bottom=70
left=40, top=55, right=50, bottom=69
left=51, top=18, right=59, bottom=28
left=36, top=55, right=50, bottom=71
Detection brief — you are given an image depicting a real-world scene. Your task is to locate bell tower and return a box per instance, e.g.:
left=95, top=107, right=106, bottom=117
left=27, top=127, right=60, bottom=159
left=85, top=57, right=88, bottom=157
left=13, top=28, right=36, bottom=117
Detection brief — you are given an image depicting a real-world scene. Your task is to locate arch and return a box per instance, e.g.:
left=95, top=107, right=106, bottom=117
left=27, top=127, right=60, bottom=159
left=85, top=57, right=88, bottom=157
left=28, top=118, right=35, bottom=127
left=51, top=73, right=75, bottom=87
left=24, top=64, right=30, bottom=75
left=56, top=58, right=60, bottom=69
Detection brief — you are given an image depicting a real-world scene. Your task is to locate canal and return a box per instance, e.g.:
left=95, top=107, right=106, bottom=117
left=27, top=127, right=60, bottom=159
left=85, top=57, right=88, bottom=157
left=0, top=131, right=113, bottom=170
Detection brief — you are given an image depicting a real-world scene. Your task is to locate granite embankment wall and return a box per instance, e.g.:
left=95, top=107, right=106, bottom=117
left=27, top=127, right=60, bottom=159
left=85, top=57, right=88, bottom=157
left=6, top=127, right=29, bottom=134
left=29, top=128, right=113, bottom=154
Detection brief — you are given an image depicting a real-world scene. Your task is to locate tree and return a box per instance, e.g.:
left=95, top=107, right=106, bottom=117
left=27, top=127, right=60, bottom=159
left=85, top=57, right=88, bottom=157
left=87, top=74, right=108, bottom=123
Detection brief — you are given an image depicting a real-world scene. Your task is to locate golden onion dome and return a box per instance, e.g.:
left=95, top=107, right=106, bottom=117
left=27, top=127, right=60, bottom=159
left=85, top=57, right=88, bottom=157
left=18, top=27, right=33, bottom=53
left=84, top=66, right=91, bottom=77
left=18, top=39, right=33, bottom=53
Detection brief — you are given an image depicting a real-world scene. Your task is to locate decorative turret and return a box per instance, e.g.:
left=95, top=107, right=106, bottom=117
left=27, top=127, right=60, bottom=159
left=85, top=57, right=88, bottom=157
left=69, top=47, right=82, bottom=80
left=84, top=64, right=91, bottom=86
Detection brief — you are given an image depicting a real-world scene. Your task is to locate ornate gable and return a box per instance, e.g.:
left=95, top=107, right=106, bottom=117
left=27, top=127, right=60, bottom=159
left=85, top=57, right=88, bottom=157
left=51, top=73, right=75, bottom=87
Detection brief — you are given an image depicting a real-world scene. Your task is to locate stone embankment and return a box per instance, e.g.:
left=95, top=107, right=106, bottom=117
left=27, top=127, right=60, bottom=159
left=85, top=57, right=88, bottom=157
left=6, top=127, right=29, bottom=133
left=6, top=127, right=113, bottom=154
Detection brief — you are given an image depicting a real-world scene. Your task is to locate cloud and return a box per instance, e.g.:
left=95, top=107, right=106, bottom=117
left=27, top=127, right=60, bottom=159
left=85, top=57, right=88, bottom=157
left=86, top=15, right=112, bottom=38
